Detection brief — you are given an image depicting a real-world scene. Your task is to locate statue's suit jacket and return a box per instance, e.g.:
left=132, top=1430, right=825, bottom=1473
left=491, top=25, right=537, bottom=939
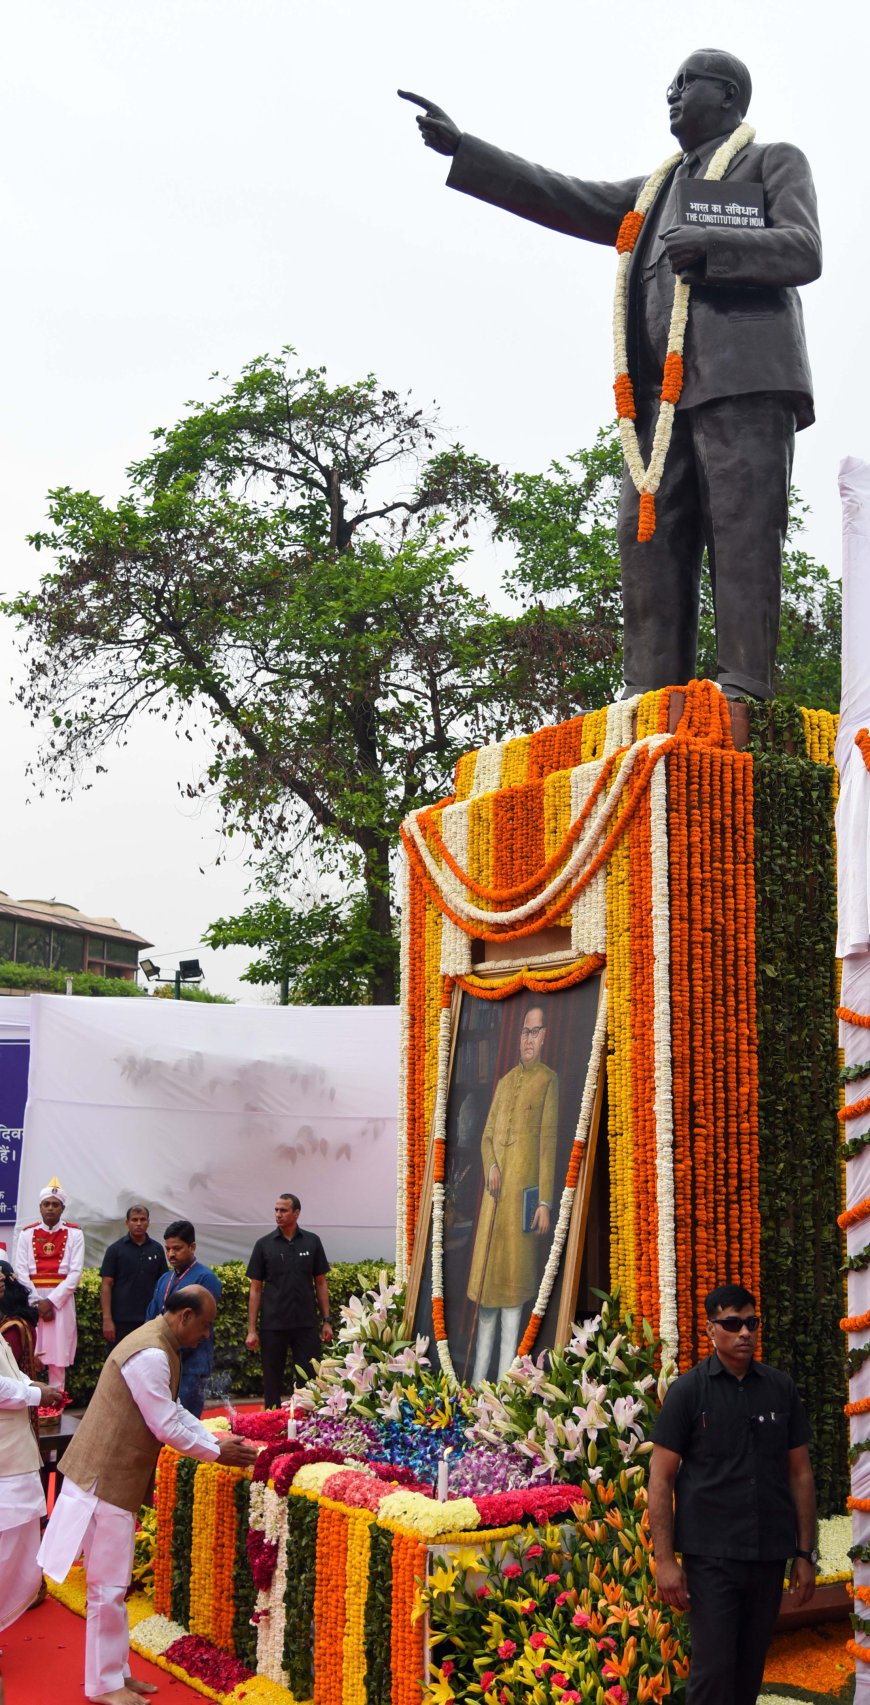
left=447, top=134, right=821, bottom=429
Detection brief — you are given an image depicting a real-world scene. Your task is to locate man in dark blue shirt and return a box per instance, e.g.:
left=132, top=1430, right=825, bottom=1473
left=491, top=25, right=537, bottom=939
left=99, top=1205, right=167, bottom=1344
left=649, top=1283, right=817, bottom=1704
left=246, top=1193, right=332, bottom=1408
left=145, top=1218, right=221, bottom=1417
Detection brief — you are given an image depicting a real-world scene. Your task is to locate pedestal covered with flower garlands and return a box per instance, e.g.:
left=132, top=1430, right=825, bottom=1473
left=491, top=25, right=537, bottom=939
left=397, top=681, right=847, bottom=1516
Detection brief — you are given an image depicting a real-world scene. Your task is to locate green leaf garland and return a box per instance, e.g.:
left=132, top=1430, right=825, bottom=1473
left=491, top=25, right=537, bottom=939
left=748, top=731, right=847, bottom=1515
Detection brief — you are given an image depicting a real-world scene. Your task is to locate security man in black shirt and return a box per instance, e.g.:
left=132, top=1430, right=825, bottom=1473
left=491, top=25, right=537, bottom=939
left=99, top=1204, right=167, bottom=1344
left=649, top=1284, right=817, bottom=1704
left=245, top=1192, right=333, bottom=1408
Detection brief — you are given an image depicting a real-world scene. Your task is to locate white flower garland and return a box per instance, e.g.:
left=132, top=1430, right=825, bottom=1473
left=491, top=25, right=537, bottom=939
left=570, top=758, right=608, bottom=956
left=430, top=977, right=609, bottom=1383
left=604, top=695, right=641, bottom=756
left=255, top=1487, right=290, bottom=1683
left=650, top=760, right=677, bottom=1354
left=131, top=1614, right=188, bottom=1658
left=440, top=801, right=474, bottom=978
left=405, top=733, right=671, bottom=930
left=472, top=740, right=506, bottom=797
left=613, top=123, right=755, bottom=503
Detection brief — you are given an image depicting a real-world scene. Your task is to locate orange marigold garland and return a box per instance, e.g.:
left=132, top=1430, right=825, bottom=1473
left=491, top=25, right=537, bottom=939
left=629, top=784, right=658, bottom=1327
left=668, top=740, right=694, bottom=1363
left=153, top=1447, right=180, bottom=1617
left=735, top=749, right=762, bottom=1315
left=840, top=1195, right=870, bottom=1231
left=390, top=1533, right=426, bottom=1705
left=840, top=1094, right=870, bottom=1124
left=839, top=1006, right=870, bottom=1029
left=314, top=1504, right=349, bottom=1705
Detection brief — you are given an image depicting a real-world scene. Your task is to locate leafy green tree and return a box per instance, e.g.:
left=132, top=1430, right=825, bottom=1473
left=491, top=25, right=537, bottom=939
left=435, top=424, right=842, bottom=716
left=203, top=891, right=393, bottom=1005
left=6, top=353, right=506, bottom=1004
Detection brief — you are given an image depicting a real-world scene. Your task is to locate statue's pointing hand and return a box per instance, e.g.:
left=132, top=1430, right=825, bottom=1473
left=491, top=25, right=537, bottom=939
left=398, top=91, right=460, bottom=157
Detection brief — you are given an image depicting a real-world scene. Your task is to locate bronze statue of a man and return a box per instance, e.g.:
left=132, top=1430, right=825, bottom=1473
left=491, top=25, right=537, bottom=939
left=400, top=50, right=821, bottom=700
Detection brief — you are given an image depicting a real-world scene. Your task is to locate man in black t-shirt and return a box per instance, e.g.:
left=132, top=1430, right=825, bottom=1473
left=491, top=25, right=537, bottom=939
left=99, top=1204, right=167, bottom=1344
left=245, top=1193, right=333, bottom=1408
left=649, top=1283, right=817, bottom=1705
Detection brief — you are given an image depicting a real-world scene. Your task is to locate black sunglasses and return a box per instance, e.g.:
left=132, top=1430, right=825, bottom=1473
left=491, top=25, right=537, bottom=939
left=667, top=71, right=733, bottom=101
left=711, top=1313, right=760, bottom=1334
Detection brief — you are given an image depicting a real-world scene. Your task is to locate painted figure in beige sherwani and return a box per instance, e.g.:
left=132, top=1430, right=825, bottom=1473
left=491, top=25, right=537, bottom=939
left=467, top=1005, right=558, bottom=1381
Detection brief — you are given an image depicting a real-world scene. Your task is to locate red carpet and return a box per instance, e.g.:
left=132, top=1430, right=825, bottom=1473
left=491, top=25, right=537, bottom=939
left=1, top=1592, right=199, bottom=1705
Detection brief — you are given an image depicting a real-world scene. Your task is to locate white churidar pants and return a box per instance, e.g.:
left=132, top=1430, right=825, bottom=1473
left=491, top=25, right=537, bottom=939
left=0, top=1517, right=43, bottom=1633
left=0, top=1467, right=47, bottom=1634
left=38, top=1479, right=136, bottom=1699
left=472, top=1303, right=523, bottom=1383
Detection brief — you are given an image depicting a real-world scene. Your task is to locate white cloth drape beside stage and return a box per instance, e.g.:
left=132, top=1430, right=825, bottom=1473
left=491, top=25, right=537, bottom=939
left=16, top=996, right=399, bottom=1267
left=836, top=457, right=870, bottom=1699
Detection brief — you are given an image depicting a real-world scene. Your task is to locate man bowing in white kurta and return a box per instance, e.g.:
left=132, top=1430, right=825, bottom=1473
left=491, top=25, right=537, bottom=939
left=14, top=1177, right=85, bottom=1388
left=38, top=1284, right=257, bottom=1705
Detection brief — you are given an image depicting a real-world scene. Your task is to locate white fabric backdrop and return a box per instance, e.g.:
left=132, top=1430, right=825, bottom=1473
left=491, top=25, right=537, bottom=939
left=0, top=998, right=31, bottom=1041
left=15, top=994, right=399, bottom=1268
left=836, top=458, right=870, bottom=1699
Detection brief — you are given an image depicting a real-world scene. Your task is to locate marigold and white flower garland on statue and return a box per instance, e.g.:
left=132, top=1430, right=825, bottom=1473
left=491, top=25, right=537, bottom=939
left=612, top=122, right=756, bottom=540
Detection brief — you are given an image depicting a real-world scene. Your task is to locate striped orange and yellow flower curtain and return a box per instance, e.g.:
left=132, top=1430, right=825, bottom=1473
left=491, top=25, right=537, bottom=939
left=397, top=680, right=767, bottom=1368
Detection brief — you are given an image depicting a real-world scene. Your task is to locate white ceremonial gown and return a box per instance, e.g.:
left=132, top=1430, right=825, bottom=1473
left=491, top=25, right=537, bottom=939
left=14, top=1218, right=85, bottom=1377
left=38, top=1347, right=219, bottom=1700
left=0, top=1338, right=47, bottom=1634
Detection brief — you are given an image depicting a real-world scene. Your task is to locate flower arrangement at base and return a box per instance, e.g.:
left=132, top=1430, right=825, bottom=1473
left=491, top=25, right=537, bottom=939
left=423, top=1471, right=689, bottom=1705
left=467, top=1293, right=674, bottom=1486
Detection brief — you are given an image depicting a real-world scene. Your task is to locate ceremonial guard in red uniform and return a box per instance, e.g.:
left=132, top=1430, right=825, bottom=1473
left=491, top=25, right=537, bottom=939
left=14, top=1177, right=85, bottom=1389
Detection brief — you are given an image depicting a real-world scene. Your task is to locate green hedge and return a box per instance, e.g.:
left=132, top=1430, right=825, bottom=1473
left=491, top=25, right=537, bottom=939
left=0, top=962, right=146, bottom=997
left=64, top=1258, right=395, bottom=1406
left=0, top=962, right=230, bottom=1001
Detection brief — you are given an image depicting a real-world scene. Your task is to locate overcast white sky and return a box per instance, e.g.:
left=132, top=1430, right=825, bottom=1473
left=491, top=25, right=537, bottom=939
left=0, top=1, right=863, bottom=1000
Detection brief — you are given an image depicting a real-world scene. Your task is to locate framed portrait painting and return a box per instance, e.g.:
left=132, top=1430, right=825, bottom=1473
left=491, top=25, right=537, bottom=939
left=404, top=967, right=607, bottom=1384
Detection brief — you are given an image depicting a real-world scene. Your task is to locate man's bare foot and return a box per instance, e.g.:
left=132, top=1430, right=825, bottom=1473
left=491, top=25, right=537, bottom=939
left=27, top=1576, right=48, bottom=1608
left=126, top=1683, right=158, bottom=1697
left=87, top=1689, right=143, bottom=1704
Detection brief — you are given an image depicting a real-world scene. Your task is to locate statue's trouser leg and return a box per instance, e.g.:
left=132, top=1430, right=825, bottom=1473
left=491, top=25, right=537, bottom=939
left=620, top=394, right=795, bottom=700
left=619, top=408, right=705, bottom=695
left=691, top=393, right=795, bottom=701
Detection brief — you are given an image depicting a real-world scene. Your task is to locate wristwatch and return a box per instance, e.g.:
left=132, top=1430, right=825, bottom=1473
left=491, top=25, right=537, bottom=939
left=794, top=1547, right=820, bottom=1566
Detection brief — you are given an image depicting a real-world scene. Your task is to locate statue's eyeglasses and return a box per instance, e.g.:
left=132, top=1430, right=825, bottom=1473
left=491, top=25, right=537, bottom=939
left=521, top=1024, right=545, bottom=1040
left=667, top=71, right=731, bottom=101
